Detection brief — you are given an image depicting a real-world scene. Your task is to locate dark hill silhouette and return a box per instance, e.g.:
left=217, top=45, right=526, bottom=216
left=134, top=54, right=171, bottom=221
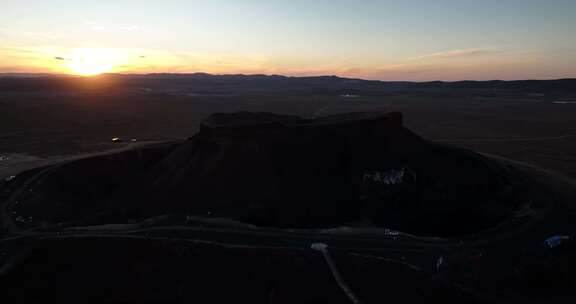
left=1, top=73, right=575, bottom=95
left=4, top=111, right=576, bottom=304
left=13, top=111, right=553, bottom=237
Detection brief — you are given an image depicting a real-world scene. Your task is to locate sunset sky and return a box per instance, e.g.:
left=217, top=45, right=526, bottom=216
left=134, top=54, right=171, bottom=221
left=1, top=0, right=575, bottom=80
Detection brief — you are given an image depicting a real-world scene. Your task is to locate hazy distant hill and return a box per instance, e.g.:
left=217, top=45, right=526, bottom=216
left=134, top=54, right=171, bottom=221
left=0, top=73, right=575, bottom=96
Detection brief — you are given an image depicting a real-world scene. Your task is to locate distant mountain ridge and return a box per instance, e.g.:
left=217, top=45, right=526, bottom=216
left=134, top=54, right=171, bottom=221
left=0, top=72, right=575, bottom=95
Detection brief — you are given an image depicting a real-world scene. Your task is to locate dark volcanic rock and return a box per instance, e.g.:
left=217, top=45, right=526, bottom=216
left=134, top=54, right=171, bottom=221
left=13, top=111, right=538, bottom=236
left=141, top=112, right=425, bottom=225
left=5, top=111, right=576, bottom=304
left=114, top=111, right=513, bottom=235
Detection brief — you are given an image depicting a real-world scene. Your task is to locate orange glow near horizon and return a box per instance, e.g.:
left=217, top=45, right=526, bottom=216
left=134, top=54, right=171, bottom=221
left=0, top=45, right=573, bottom=81
left=64, top=48, right=119, bottom=76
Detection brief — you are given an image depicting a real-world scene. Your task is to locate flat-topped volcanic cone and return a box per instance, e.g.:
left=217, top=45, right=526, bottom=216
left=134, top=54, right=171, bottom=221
left=4, top=111, right=576, bottom=304
left=9, top=111, right=561, bottom=236
left=143, top=113, right=422, bottom=221
left=129, top=111, right=507, bottom=235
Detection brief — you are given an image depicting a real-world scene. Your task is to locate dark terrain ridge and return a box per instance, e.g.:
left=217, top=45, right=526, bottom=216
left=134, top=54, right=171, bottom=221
left=1, top=73, right=576, bottom=96
left=8, top=112, right=534, bottom=235
left=1, top=110, right=576, bottom=303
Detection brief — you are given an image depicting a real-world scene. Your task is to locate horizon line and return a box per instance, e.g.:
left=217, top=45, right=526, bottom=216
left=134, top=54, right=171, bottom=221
left=0, top=72, right=574, bottom=83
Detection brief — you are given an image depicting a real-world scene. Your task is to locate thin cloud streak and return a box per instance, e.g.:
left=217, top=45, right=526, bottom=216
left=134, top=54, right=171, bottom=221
left=409, top=48, right=499, bottom=61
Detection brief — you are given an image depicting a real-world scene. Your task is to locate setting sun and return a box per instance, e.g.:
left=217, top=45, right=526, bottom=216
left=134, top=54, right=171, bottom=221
left=64, top=48, right=118, bottom=76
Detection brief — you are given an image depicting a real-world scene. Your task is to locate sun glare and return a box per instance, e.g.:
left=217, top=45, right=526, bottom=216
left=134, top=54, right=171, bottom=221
left=65, top=48, right=118, bottom=76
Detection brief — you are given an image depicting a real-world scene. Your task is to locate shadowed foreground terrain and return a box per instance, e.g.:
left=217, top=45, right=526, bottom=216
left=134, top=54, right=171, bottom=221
left=1, top=108, right=576, bottom=303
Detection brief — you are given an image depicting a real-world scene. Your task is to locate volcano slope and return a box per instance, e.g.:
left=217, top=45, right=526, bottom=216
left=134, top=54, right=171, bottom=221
left=1, top=111, right=576, bottom=303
